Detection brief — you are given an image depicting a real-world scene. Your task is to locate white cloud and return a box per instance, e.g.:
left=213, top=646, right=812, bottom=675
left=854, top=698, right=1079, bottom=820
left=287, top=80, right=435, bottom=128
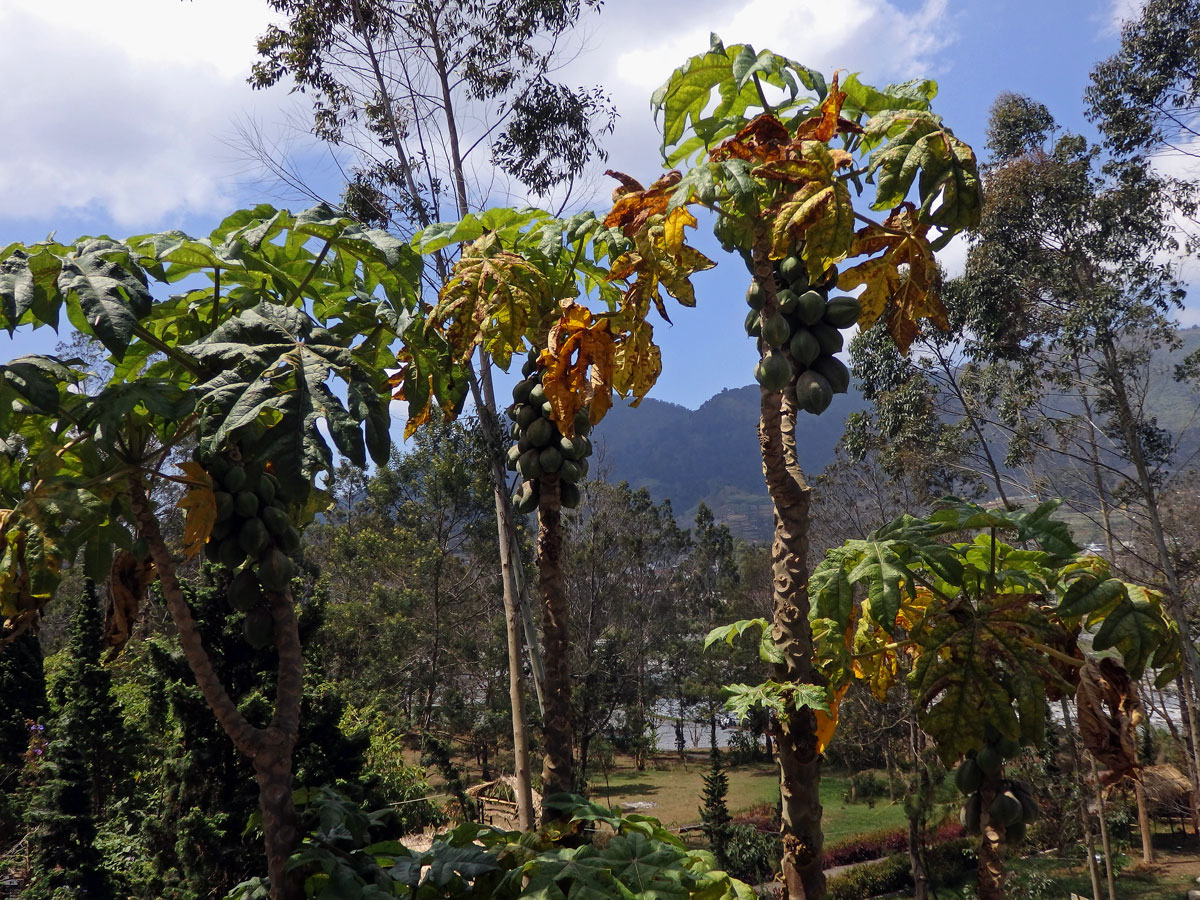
left=1103, top=0, right=1145, bottom=33
left=0, top=2, right=292, bottom=228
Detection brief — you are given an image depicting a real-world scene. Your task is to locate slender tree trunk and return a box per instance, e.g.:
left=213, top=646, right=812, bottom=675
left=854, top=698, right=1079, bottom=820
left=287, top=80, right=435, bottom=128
left=538, top=473, right=574, bottom=819
left=755, top=241, right=823, bottom=898
left=1135, top=778, right=1154, bottom=863
left=906, top=721, right=930, bottom=900
left=1062, top=700, right=1103, bottom=900
left=1076, top=361, right=1117, bottom=556
left=1176, top=670, right=1200, bottom=835
left=1089, top=755, right=1118, bottom=900
left=131, top=482, right=302, bottom=900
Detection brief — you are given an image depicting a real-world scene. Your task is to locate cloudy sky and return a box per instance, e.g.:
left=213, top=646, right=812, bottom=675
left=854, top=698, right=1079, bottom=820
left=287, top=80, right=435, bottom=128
left=0, top=0, right=1189, bottom=411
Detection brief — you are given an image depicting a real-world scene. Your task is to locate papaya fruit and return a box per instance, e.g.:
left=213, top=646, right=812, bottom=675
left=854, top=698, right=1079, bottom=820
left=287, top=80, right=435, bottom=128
left=961, top=793, right=982, bottom=833
left=955, top=758, right=983, bottom=795
left=812, top=323, right=844, bottom=355
left=256, top=476, right=276, bottom=507
left=560, top=482, right=581, bottom=509
left=789, top=328, right=821, bottom=368
left=754, top=352, right=792, bottom=392
left=794, top=370, right=833, bottom=415
left=994, top=736, right=1021, bottom=759
left=518, top=449, right=542, bottom=479
left=775, top=289, right=798, bottom=314
left=521, top=356, right=538, bottom=378
left=560, top=435, right=588, bottom=461
left=515, top=403, right=539, bottom=429
left=989, top=791, right=1023, bottom=827
left=761, top=312, right=791, bottom=348
left=560, top=459, right=584, bottom=483
left=238, top=517, right=270, bottom=556
left=526, top=417, right=555, bottom=449
left=505, top=444, right=522, bottom=471
left=229, top=569, right=265, bottom=613
left=223, top=465, right=247, bottom=493
left=258, top=547, right=294, bottom=592
left=506, top=403, right=521, bottom=422
left=1005, top=820, right=1027, bottom=845
left=203, top=539, right=221, bottom=563
left=796, top=290, right=826, bottom=326
left=975, top=745, right=1003, bottom=776
left=780, top=255, right=805, bottom=285
left=213, top=491, right=234, bottom=522
left=573, top=409, right=592, bottom=436
left=207, top=454, right=231, bottom=479
left=541, top=401, right=553, bottom=418
left=210, top=518, right=234, bottom=543
left=529, top=384, right=546, bottom=405
left=513, top=378, right=534, bottom=404
left=513, top=481, right=539, bottom=515
left=746, top=281, right=765, bottom=310
left=243, top=606, right=274, bottom=650
left=811, top=355, right=851, bottom=394
left=217, top=536, right=245, bottom=570
left=744, top=309, right=762, bottom=338
left=262, top=506, right=291, bottom=538
left=277, top=525, right=301, bottom=554
left=539, top=446, right=563, bottom=474
left=823, top=295, right=862, bottom=328
left=509, top=421, right=522, bottom=440
left=1015, top=787, right=1040, bottom=824
left=235, top=491, right=260, bottom=519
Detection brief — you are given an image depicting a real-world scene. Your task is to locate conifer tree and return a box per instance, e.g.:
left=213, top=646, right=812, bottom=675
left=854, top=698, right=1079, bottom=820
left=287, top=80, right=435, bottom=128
left=700, top=728, right=732, bottom=870
left=0, top=629, right=47, bottom=841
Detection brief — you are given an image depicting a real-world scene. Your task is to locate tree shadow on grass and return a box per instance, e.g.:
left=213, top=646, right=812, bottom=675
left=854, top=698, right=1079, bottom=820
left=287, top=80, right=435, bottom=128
left=589, top=782, right=660, bottom=799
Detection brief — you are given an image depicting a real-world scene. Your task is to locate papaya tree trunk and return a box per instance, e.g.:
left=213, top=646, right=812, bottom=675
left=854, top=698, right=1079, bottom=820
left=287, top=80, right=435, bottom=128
left=753, top=238, right=824, bottom=900
left=1135, top=778, right=1154, bottom=863
left=538, top=473, right=574, bottom=819
left=976, top=767, right=1005, bottom=900
left=1061, top=699, right=1103, bottom=900
left=131, top=482, right=302, bottom=900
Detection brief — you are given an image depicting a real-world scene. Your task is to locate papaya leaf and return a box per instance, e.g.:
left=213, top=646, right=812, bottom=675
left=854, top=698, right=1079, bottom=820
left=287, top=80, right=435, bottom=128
left=844, top=539, right=909, bottom=634
left=541, top=304, right=617, bottom=435
left=175, top=462, right=216, bottom=561
left=809, top=551, right=854, bottom=629
left=59, top=240, right=153, bottom=360
left=1058, top=574, right=1127, bottom=619
left=1091, top=599, right=1167, bottom=679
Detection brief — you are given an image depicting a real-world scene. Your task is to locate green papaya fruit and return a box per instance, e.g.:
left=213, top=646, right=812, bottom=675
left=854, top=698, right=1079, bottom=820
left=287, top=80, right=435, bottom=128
left=513, top=480, right=539, bottom=515
left=229, top=569, right=265, bottom=613
left=989, top=791, right=1023, bottom=827
left=993, top=736, right=1021, bottom=759
left=780, top=255, right=805, bottom=285
left=975, top=745, right=1003, bottom=776
left=217, top=536, right=245, bottom=570
left=794, top=371, right=833, bottom=415
left=560, top=434, right=588, bottom=461
left=754, top=352, right=792, bottom=392
left=513, top=379, right=534, bottom=404
left=518, top=449, right=542, bottom=479
left=238, top=517, right=270, bottom=557
left=235, top=491, right=259, bottom=519
left=775, top=289, right=799, bottom=314
left=529, top=383, right=547, bottom=405
left=223, top=465, right=247, bottom=493
left=746, top=281, right=765, bottom=310
left=559, top=459, right=584, bottom=483
left=243, top=606, right=274, bottom=650
left=955, top=758, right=983, bottom=795
left=761, top=312, right=791, bottom=349
left=506, top=444, right=522, bottom=471
left=1015, top=786, right=1040, bottom=824
left=510, top=421, right=522, bottom=440
left=207, top=454, right=231, bottom=479
left=256, top=476, right=276, bottom=507
left=515, top=403, right=539, bottom=429
left=560, top=482, right=581, bottom=509
left=262, top=506, right=291, bottom=538
left=811, top=355, right=851, bottom=394
left=214, top=491, right=234, bottom=522
left=526, top=417, right=555, bottom=449
left=1004, top=820, right=1027, bottom=845
left=789, top=328, right=821, bottom=368
left=541, top=400, right=554, bottom=418
left=203, top=538, right=221, bottom=563
left=812, top=323, right=844, bottom=355
left=539, top=446, right=563, bottom=474
left=573, top=409, right=592, bottom=436
left=796, top=290, right=827, bottom=326
left=823, top=295, right=862, bottom=328
left=961, top=793, right=982, bottom=834
left=506, top=403, right=520, bottom=422
left=745, top=309, right=762, bottom=338
left=521, top=357, right=538, bottom=378
left=210, top=518, right=234, bottom=543
left=258, top=547, right=294, bottom=592
left=277, top=525, right=302, bottom=554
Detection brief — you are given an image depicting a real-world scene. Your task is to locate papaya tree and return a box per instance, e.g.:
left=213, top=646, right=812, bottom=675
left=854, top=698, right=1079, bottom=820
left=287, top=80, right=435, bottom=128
left=0, top=205, right=459, bottom=900
left=805, top=500, right=1180, bottom=899
left=410, top=201, right=713, bottom=818
left=648, top=36, right=983, bottom=899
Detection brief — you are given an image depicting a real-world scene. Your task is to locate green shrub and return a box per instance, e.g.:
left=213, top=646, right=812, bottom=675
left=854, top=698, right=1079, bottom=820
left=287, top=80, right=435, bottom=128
left=724, top=823, right=780, bottom=884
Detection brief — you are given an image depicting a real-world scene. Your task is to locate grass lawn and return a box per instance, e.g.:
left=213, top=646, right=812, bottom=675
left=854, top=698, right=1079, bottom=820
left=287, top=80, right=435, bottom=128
left=1002, top=847, right=1200, bottom=900
left=586, top=756, right=910, bottom=842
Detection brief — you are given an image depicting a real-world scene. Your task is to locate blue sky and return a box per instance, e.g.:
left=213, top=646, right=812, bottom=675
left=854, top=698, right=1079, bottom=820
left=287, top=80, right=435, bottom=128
left=0, top=0, right=1189, bottom=418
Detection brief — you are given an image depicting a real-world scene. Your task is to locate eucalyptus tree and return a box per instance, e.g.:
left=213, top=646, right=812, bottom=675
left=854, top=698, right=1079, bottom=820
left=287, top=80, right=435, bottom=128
left=251, top=4, right=617, bottom=825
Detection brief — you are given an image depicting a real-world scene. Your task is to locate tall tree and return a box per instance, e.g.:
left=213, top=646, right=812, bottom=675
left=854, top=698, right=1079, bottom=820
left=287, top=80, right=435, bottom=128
left=251, top=3, right=616, bottom=825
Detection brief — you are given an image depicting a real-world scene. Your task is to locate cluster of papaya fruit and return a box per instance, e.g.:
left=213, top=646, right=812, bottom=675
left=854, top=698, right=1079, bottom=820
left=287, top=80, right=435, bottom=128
left=197, top=445, right=300, bottom=648
left=504, top=351, right=593, bottom=515
left=744, top=256, right=860, bottom=415
left=954, top=731, right=1039, bottom=844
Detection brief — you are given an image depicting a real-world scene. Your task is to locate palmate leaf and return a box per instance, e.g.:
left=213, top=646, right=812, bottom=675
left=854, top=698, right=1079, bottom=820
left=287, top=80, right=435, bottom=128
left=175, top=462, right=216, bottom=560
left=58, top=240, right=153, bottom=360
left=188, top=302, right=391, bottom=498
left=864, top=109, right=982, bottom=232
left=908, top=593, right=1072, bottom=764
left=540, top=304, right=617, bottom=435
left=1091, top=596, right=1171, bottom=679
left=517, top=846, right=634, bottom=900
left=842, top=539, right=910, bottom=635
left=702, top=617, right=783, bottom=664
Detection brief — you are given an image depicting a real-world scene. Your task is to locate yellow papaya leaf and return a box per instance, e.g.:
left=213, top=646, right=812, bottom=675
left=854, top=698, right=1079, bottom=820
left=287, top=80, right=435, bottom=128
left=176, top=461, right=216, bottom=560
left=663, top=206, right=697, bottom=261
left=837, top=203, right=947, bottom=353
left=612, top=319, right=662, bottom=408
left=541, top=303, right=617, bottom=436
left=603, top=170, right=683, bottom=236
left=814, top=684, right=849, bottom=753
